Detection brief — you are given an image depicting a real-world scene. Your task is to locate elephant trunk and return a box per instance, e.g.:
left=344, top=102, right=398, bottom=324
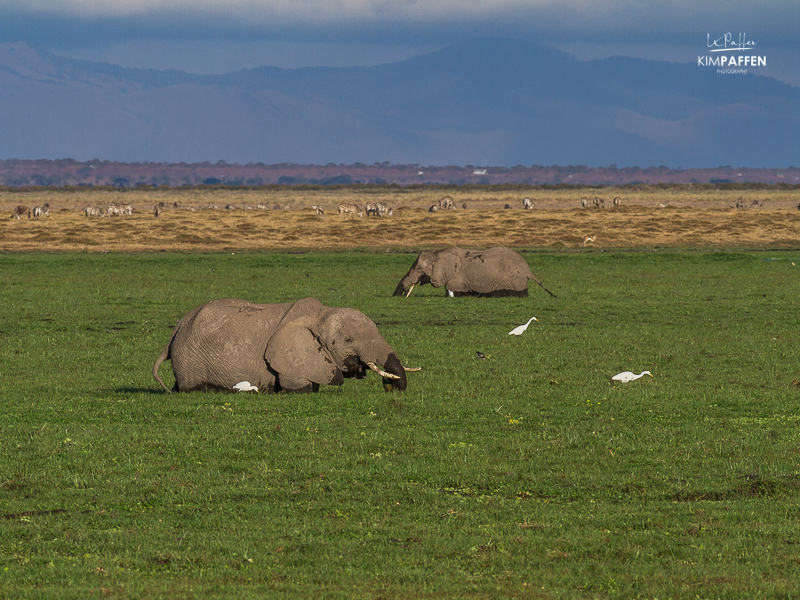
left=359, top=340, right=408, bottom=391
left=392, top=280, right=409, bottom=297
left=393, top=270, right=429, bottom=297
left=382, top=353, right=408, bottom=391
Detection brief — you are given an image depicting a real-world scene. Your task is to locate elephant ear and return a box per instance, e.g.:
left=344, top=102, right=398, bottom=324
left=264, top=314, right=344, bottom=389
left=430, top=253, right=460, bottom=288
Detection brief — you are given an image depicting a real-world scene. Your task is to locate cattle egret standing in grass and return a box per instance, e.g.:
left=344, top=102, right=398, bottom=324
left=611, top=371, right=653, bottom=384
left=233, top=381, right=258, bottom=392
left=509, top=317, right=537, bottom=336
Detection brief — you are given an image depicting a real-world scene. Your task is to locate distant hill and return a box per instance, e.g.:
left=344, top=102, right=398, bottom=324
left=1, top=159, right=797, bottom=188
left=0, top=38, right=798, bottom=167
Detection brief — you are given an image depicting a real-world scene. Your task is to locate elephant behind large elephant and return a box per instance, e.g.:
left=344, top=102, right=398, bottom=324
left=153, top=297, right=413, bottom=393
left=393, top=247, right=556, bottom=298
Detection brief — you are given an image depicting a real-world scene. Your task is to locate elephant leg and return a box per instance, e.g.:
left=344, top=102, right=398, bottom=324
left=277, top=375, right=320, bottom=394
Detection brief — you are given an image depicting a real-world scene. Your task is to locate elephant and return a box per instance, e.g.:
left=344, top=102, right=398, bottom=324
left=393, top=247, right=556, bottom=298
left=152, top=297, right=413, bottom=393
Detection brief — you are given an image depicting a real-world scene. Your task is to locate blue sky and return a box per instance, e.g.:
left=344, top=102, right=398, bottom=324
left=1, top=0, right=797, bottom=85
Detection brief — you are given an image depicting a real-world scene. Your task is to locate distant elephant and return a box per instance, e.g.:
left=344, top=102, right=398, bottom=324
left=153, top=297, right=412, bottom=393
left=393, top=247, right=556, bottom=298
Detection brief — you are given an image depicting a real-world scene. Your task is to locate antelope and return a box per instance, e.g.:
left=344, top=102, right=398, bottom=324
left=338, top=203, right=363, bottom=218
left=438, top=196, right=455, bottom=210
left=11, top=205, right=31, bottom=219
left=583, top=235, right=596, bottom=246
left=32, top=203, right=50, bottom=217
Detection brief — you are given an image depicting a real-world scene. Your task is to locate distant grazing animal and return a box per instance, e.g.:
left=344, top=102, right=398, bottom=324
left=256, top=204, right=268, bottom=210
left=225, top=204, right=236, bottom=211
left=583, top=235, right=596, bottom=246
left=32, top=203, right=50, bottom=217
left=462, top=203, right=467, bottom=209
left=594, top=197, right=605, bottom=208
left=105, top=204, right=122, bottom=217
left=338, top=203, right=363, bottom=218
left=613, top=196, right=621, bottom=206
left=375, top=201, right=390, bottom=217
left=438, top=196, right=455, bottom=210
left=84, top=206, right=101, bottom=217
left=173, top=202, right=179, bottom=209
left=522, top=197, right=533, bottom=210
left=11, top=205, right=31, bottom=219
left=153, top=205, right=163, bottom=217
left=504, top=204, right=512, bottom=209
left=428, top=205, right=438, bottom=213
left=581, top=197, right=589, bottom=208
left=364, top=202, right=378, bottom=217
left=311, top=205, right=325, bottom=219
left=751, top=200, right=763, bottom=208
left=121, top=204, right=133, bottom=216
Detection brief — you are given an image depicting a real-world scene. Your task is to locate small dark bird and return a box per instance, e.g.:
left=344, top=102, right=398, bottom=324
left=476, top=351, right=487, bottom=360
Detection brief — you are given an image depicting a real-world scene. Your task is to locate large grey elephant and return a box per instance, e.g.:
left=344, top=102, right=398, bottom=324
left=393, top=247, right=556, bottom=298
left=153, top=297, right=412, bottom=393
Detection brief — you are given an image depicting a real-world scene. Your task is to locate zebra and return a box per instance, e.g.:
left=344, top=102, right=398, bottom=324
left=11, top=205, right=31, bottom=219
left=613, top=196, right=621, bottom=206
left=364, top=202, right=379, bottom=217
left=522, top=197, right=533, bottom=210
left=84, top=206, right=101, bottom=217
left=338, top=203, right=363, bottom=218
left=376, top=202, right=390, bottom=217
left=153, top=205, right=163, bottom=217
left=438, top=196, right=455, bottom=210
left=593, top=197, right=605, bottom=208
left=105, top=204, right=122, bottom=217
left=581, top=197, right=589, bottom=208
left=311, top=205, right=325, bottom=219
left=121, top=204, right=133, bottom=216
left=428, top=205, right=438, bottom=213
left=32, top=203, right=50, bottom=217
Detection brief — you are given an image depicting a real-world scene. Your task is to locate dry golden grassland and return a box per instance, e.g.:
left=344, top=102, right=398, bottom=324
left=1, top=187, right=799, bottom=252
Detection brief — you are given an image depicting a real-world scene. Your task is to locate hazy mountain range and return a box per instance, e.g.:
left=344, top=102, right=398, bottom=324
left=1, top=39, right=798, bottom=168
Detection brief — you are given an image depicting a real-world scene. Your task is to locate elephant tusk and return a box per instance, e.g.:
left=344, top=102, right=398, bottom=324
left=404, top=367, right=422, bottom=372
left=366, top=362, right=401, bottom=379
left=405, top=284, right=415, bottom=298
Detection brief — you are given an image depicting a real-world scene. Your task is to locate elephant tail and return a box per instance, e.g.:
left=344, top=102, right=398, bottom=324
left=152, top=341, right=174, bottom=393
left=529, top=273, right=557, bottom=298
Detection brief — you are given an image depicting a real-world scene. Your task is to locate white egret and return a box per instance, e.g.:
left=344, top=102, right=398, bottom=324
left=611, top=371, right=653, bottom=384
left=233, top=381, right=258, bottom=392
left=509, top=317, right=538, bottom=336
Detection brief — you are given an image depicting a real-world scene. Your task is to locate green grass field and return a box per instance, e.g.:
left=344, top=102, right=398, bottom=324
left=2, top=250, right=800, bottom=598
